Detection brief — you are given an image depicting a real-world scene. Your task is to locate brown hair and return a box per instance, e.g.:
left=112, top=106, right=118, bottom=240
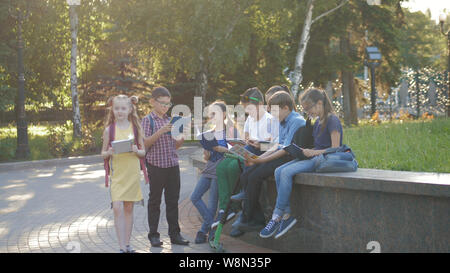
left=265, top=85, right=290, bottom=101
left=151, top=86, right=171, bottom=100
left=300, top=88, right=334, bottom=133
left=240, top=87, right=264, bottom=105
left=209, top=100, right=239, bottom=138
left=268, top=90, right=295, bottom=111
left=104, top=95, right=143, bottom=142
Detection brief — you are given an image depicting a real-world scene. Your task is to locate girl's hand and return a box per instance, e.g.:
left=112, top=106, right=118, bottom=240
left=132, top=145, right=138, bottom=154
left=203, top=150, right=211, bottom=161
left=302, top=148, right=317, bottom=158
left=107, top=147, right=114, bottom=156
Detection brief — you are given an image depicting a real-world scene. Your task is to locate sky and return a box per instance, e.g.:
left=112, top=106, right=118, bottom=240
left=401, top=0, right=449, bottom=22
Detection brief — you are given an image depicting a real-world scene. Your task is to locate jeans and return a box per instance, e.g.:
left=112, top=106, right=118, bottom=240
left=315, top=152, right=358, bottom=173
left=273, top=156, right=322, bottom=217
left=190, top=175, right=218, bottom=234
left=273, top=152, right=357, bottom=217
left=240, top=155, right=292, bottom=224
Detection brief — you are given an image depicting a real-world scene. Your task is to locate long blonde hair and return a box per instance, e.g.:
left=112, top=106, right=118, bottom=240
left=104, top=95, right=143, bottom=142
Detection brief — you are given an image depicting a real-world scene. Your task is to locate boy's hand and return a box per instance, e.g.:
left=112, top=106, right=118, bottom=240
left=248, top=139, right=261, bottom=149
left=158, top=123, right=173, bottom=135
left=244, top=160, right=254, bottom=167
left=244, top=153, right=259, bottom=165
left=107, top=147, right=114, bottom=156
left=203, top=150, right=211, bottom=161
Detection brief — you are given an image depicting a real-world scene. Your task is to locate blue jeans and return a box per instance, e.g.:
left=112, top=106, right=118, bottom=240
left=190, top=175, right=218, bottom=234
left=316, top=152, right=358, bottom=173
left=273, top=152, right=357, bottom=217
left=273, top=156, right=323, bottom=217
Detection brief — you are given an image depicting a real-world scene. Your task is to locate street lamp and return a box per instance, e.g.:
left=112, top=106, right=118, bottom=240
left=364, top=46, right=382, bottom=116
left=439, top=13, right=450, bottom=117
left=67, top=0, right=82, bottom=138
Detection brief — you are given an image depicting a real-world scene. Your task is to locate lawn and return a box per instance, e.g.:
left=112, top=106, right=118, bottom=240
left=0, top=122, right=103, bottom=162
left=344, top=118, right=450, bottom=173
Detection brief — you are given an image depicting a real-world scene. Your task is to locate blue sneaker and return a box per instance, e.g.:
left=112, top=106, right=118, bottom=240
left=274, top=216, right=297, bottom=239
left=259, top=219, right=281, bottom=238
left=230, top=191, right=246, bottom=202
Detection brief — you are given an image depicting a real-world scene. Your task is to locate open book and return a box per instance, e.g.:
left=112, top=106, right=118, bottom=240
left=229, top=144, right=259, bottom=160
left=283, top=143, right=304, bottom=159
left=227, top=138, right=247, bottom=146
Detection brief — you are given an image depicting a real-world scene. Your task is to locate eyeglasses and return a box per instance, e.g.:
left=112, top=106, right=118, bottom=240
left=240, top=95, right=261, bottom=103
left=302, top=103, right=315, bottom=113
left=156, top=100, right=172, bottom=108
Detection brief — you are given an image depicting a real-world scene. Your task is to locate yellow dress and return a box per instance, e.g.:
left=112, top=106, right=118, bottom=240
left=110, top=123, right=143, bottom=204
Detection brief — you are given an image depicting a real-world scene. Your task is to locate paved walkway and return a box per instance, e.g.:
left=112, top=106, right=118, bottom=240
left=0, top=146, right=273, bottom=253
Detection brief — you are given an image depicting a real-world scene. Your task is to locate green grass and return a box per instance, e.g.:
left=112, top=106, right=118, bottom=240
left=343, top=118, right=450, bottom=173
left=0, top=122, right=103, bottom=162
left=1, top=119, right=449, bottom=173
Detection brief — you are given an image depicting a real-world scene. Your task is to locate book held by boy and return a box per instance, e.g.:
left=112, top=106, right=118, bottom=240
left=229, top=145, right=259, bottom=160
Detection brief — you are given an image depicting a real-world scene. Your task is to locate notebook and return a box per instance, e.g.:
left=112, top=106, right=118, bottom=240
left=111, top=139, right=134, bottom=154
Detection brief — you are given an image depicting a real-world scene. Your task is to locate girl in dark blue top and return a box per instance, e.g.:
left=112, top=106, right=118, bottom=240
left=259, top=88, right=343, bottom=239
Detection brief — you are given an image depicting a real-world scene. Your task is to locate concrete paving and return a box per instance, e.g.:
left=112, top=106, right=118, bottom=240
left=0, top=145, right=273, bottom=253
left=0, top=146, right=208, bottom=253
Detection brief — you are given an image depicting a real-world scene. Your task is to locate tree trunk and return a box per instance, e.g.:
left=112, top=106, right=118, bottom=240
left=291, top=0, right=349, bottom=101
left=196, top=54, right=208, bottom=107
left=340, top=32, right=358, bottom=126
left=291, top=0, right=314, bottom=100
left=69, top=5, right=82, bottom=138
left=15, top=13, right=30, bottom=159
left=350, top=77, right=358, bottom=125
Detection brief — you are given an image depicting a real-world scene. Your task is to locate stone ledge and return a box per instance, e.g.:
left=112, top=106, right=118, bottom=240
left=191, top=155, right=450, bottom=252
left=191, top=155, right=450, bottom=198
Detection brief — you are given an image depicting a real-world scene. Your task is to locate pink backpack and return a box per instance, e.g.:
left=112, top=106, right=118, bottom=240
left=103, top=123, right=149, bottom=187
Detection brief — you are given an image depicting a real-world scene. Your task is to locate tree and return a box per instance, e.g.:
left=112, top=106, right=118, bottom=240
left=68, top=1, right=82, bottom=138
left=290, top=0, right=349, bottom=100
left=9, top=0, right=30, bottom=158
left=399, top=9, right=448, bottom=117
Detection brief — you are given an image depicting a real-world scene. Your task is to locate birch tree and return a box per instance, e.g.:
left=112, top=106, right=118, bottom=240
left=290, top=0, right=349, bottom=100
left=68, top=1, right=82, bottom=138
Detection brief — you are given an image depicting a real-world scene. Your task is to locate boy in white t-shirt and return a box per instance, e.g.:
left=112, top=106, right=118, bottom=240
left=211, top=87, right=279, bottom=232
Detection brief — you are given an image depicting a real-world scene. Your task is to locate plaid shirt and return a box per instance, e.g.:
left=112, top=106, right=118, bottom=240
left=142, top=112, right=179, bottom=168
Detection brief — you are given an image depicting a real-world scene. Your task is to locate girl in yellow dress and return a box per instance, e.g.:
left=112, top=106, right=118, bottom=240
left=101, top=95, right=146, bottom=253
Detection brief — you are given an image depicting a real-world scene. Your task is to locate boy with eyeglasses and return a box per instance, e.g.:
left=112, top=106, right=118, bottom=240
left=142, top=86, right=189, bottom=247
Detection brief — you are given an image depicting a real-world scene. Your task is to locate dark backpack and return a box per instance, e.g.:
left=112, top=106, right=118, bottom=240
left=289, top=118, right=314, bottom=160
left=103, top=122, right=149, bottom=187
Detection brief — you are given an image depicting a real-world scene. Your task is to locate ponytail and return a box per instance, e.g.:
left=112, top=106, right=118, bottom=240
left=300, top=88, right=334, bottom=134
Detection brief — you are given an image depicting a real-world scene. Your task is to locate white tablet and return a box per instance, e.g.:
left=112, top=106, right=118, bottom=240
left=111, top=139, right=134, bottom=154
